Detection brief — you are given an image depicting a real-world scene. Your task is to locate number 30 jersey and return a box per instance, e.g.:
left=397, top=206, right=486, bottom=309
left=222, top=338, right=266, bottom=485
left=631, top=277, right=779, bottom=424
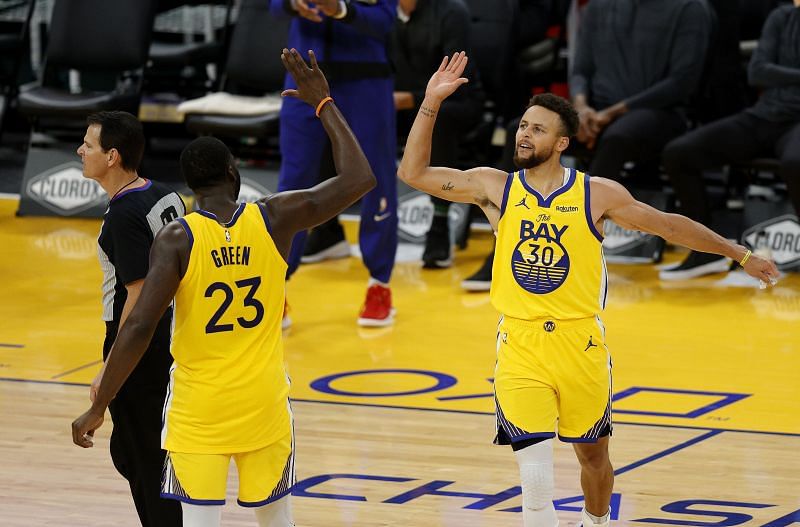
left=164, top=202, right=290, bottom=454
left=490, top=168, right=607, bottom=320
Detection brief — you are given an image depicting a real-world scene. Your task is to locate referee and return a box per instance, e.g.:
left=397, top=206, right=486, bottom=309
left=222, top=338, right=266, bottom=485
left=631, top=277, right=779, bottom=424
left=78, top=111, right=184, bottom=526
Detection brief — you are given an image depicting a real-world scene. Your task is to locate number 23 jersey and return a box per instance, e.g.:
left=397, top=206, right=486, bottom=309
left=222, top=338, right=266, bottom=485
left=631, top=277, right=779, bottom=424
left=490, top=168, right=607, bottom=320
left=165, top=202, right=289, bottom=454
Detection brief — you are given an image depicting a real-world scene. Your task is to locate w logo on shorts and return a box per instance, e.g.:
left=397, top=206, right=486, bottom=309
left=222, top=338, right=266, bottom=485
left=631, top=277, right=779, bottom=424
left=512, top=219, right=571, bottom=294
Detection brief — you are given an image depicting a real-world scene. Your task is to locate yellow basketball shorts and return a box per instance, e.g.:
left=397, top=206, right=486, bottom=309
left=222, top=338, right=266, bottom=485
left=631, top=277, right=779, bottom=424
left=161, top=428, right=295, bottom=507
left=494, top=315, right=612, bottom=444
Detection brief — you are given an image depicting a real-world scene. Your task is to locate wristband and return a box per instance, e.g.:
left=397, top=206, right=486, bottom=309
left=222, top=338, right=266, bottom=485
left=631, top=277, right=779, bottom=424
left=316, top=96, right=334, bottom=117
left=739, top=249, right=752, bottom=266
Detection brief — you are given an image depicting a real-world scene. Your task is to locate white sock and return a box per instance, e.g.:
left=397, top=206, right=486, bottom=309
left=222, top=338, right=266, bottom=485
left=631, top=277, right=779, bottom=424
left=181, top=503, right=222, bottom=527
left=582, top=508, right=610, bottom=526
left=368, top=277, right=389, bottom=288
left=254, top=495, right=295, bottom=527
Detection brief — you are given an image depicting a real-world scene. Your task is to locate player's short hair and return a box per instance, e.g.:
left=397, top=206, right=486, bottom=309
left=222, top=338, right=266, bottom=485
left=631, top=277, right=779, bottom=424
left=86, top=111, right=144, bottom=172
left=180, top=137, right=234, bottom=191
left=527, top=93, right=579, bottom=138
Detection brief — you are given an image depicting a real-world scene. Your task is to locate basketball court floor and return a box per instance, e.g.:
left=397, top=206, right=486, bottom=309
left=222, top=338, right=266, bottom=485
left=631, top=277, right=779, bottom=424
left=1, top=195, right=798, bottom=526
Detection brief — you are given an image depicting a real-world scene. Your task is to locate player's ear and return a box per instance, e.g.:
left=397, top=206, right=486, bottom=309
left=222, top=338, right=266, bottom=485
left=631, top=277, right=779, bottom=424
left=556, top=136, right=569, bottom=153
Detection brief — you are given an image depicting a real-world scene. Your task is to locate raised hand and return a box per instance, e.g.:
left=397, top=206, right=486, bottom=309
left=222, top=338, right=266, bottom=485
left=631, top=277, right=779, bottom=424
left=425, top=52, right=470, bottom=103
left=280, top=48, right=331, bottom=109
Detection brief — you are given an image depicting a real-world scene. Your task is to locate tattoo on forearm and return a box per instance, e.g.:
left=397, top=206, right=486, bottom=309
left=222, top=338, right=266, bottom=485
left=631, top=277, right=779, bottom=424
left=420, top=106, right=436, bottom=118
left=442, top=181, right=454, bottom=191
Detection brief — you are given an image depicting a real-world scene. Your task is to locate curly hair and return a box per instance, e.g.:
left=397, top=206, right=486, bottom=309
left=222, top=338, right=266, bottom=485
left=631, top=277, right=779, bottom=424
left=527, top=93, right=579, bottom=138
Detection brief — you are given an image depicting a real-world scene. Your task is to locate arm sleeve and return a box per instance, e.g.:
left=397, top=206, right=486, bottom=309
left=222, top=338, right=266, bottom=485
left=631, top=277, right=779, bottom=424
left=569, top=2, right=596, bottom=100
left=625, top=2, right=711, bottom=110
left=748, top=9, right=800, bottom=88
left=339, top=0, right=398, bottom=40
left=106, top=210, right=153, bottom=286
left=270, top=0, right=296, bottom=17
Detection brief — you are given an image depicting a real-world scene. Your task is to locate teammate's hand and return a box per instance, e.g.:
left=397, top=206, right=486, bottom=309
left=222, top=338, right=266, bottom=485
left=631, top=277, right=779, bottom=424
left=72, top=408, right=105, bottom=448
left=742, top=252, right=780, bottom=287
left=424, top=52, right=469, bottom=103
left=291, top=0, right=323, bottom=22
left=281, top=49, right=331, bottom=110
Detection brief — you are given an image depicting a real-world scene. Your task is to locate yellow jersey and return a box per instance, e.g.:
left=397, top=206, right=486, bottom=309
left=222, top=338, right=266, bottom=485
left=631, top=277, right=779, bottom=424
left=490, top=168, right=607, bottom=320
left=164, top=202, right=290, bottom=454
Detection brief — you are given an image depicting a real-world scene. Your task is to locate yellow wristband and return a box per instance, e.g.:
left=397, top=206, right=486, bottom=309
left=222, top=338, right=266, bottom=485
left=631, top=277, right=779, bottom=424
left=740, top=249, right=752, bottom=266
left=315, top=96, right=334, bottom=118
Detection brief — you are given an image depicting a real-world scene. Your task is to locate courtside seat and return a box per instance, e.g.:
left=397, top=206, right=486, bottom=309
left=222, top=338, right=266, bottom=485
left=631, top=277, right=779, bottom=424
left=17, top=87, right=141, bottom=118
left=147, top=1, right=234, bottom=69
left=0, top=0, right=35, bottom=137
left=17, top=0, right=157, bottom=120
left=182, top=0, right=287, bottom=139
left=186, top=112, right=279, bottom=137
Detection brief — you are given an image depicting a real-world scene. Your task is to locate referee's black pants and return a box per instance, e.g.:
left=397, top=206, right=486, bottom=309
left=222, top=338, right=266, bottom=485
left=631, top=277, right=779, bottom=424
left=109, top=380, right=182, bottom=527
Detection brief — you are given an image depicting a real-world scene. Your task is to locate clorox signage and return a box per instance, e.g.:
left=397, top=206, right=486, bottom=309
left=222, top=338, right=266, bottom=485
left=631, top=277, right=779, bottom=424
left=25, top=162, right=104, bottom=215
left=397, top=191, right=466, bottom=243
left=742, top=214, right=800, bottom=270
left=602, top=220, right=649, bottom=251
left=237, top=177, right=271, bottom=203
left=398, top=192, right=433, bottom=242
left=601, top=219, right=664, bottom=263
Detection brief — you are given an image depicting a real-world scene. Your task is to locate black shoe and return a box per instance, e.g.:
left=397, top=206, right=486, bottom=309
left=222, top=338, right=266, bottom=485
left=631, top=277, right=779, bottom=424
left=659, top=250, right=729, bottom=280
left=461, top=251, right=494, bottom=291
left=301, top=220, right=350, bottom=263
left=422, top=218, right=453, bottom=269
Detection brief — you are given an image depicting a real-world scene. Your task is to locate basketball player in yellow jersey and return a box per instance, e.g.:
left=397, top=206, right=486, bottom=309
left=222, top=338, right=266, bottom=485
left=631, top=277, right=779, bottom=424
left=72, top=49, right=376, bottom=527
left=398, top=52, right=780, bottom=527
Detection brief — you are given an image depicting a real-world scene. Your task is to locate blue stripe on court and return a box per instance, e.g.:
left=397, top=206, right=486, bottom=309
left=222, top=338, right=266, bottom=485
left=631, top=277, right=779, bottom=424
left=613, top=430, right=723, bottom=476
left=0, top=377, right=798, bottom=438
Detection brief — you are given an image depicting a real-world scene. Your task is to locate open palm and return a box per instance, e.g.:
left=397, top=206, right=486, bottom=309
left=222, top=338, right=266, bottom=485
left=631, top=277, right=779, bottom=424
left=425, top=52, right=470, bottom=102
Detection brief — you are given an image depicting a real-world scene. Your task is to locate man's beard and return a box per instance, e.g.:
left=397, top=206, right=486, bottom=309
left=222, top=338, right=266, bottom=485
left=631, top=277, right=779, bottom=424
left=513, top=145, right=553, bottom=169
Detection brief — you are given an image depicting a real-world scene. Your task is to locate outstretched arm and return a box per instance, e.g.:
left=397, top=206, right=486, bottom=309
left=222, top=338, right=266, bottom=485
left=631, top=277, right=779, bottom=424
left=397, top=52, right=507, bottom=222
left=71, top=223, right=190, bottom=448
left=262, top=49, right=376, bottom=261
left=591, top=178, right=779, bottom=283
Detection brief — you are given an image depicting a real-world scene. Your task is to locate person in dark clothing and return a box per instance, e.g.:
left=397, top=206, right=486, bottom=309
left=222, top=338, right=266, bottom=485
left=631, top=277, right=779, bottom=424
left=516, top=0, right=556, bottom=49
left=694, top=0, right=750, bottom=124
left=392, top=0, right=485, bottom=268
left=569, top=0, right=711, bottom=180
left=741, top=0, right=789, bottom=40
left=661, top=1, right=800, bottom=280
left=79, top=111, right=184, bottom=527
left=270, top=0, right=399, bottom=327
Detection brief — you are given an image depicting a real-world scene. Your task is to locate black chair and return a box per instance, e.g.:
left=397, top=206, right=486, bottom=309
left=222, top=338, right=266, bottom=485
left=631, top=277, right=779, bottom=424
left=17, top=0, right=158, bottom=121
left=146, top=0, right=235, bottom=95
left=183, top=0, right=289, bottom=138
left=0, top=0, right=35, bottom=136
